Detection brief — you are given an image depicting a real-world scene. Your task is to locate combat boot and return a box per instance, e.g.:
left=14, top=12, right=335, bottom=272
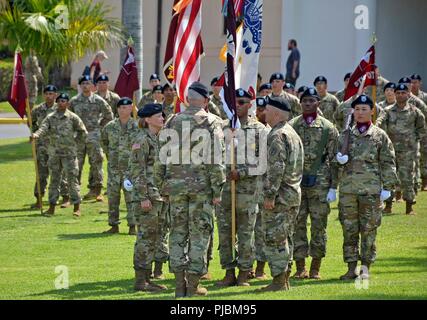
left=292, top=259, right=309, bottom=279
left=60, top=196, right=71, bottom=208
left=216, top=269, right=237, bottom=287
left=153, top=261, right=165, bottom=280
left=258, top=272, right=287, bottom=292
left=31, top=196, right=43, bottom=209
left=128, top=225, right=136, bottom=235
left=339, top=262, right=359, bottom=280
left=43, top=204, right=55, bottom=216
left=309, top=258, right=322, bottom=279
left=422, top=178, right=427, bottom=191
left=73, top=203, right=81, bottom=217
left=174, top=271, right=187, bottom=298
left=255, top=261, right=267, bottom=280
left=95, top=187, right=104, bottom=202
left=406, top=202, right=416, bottom=215
left=83, top=189, right=96, bottom=200
left=395, top=191, right=403, bottom=203
left=200, top=260, right=212, bottom=280
left=103, top=225, right=119, bottom=234
left=383, top=202, right=392, bottom=214
left=236, top=270, right=250, bottom=286
left=145, top=270, right=167, bottom=291
left=187, top=273, right=207, bottom=297
left=134, top=270, right=167, bottom=292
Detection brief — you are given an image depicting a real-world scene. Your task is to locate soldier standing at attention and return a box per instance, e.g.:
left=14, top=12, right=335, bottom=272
left=95, top=74, right=121, bottom=118
left=209, top=76, right=228, bottom=120
left=128, top=103, right=168, bottom=292
left=376, top=84, right=426, bottom=215
left=101, top=98, right=138, bottom=235
left=289, top=88, right=339, bottom=280
left=162, top=83, right=176, bottom=119
left=378, top=82, right=397, bottom=109
left=69, top=75, right=113, bottom=202
left=334, top=73, right=351, bottom=103
left=258, top=83, right=272, bottom=97
left=137, top=73, right=161, bottom=109
left=158, top=82, right=226, bottom=298
left=411, top=74, right=427, bottom=105
left=336, top=94, right=397, bottom=279
left=32, top=93, right=88, bottom=217
left=258, top=96, right=303, bottom=292
left=269, top=72, right=302, bottom=119
left=314, top=76, right=340, bottom=124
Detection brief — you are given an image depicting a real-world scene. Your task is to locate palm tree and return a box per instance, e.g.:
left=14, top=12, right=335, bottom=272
left=0, top=0, right=125, bottom=89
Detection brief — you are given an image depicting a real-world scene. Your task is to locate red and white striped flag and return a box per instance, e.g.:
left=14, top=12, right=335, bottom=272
left=172, top=0, right=204, bottom=106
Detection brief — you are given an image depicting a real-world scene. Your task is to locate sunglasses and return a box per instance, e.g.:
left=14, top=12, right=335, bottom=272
left=237, top=99, right=250, bottom=105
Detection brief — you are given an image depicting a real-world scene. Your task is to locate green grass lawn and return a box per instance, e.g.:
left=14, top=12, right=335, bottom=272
left=0, top=137, right=426, bottom=300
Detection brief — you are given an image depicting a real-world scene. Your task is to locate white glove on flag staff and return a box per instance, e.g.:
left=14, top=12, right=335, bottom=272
left=326, top=189, right=337, bottom=203
left=336, top=152, right=349, bottom=165
left=380, top=190, right=391, bottom=202
left=123, top=179, right=133, bottom=192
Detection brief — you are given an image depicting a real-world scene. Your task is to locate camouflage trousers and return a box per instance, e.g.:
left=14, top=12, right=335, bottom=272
left=254, top=209, right=267, bottom=262
left=47, top=154, right=81, bottom=205
left=393, top=149, right=417, bottom=203
left=35, top=144, right=68, bottom=198
left=262, top=204, right=299, bottom=277
left=169, top=193, right=214, bottom=275
left=133, top=200, right=169, bottom=270
left=217, top=193, right=256, bottom=271
left=77, top=139, right=104, bottom=189
left=106, top=169, right=134, bottom=227
left=338, top=193, right=382, bottom=263
left=293, top=188, right=330, bottom=260
left=419, top=136, right=427, bottom=179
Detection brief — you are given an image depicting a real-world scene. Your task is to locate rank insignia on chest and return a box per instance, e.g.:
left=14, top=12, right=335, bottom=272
left=132, top=143, right=141, bottom=150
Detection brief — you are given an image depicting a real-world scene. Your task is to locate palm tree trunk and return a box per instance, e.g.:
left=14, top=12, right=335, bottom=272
left=121, top=0, right=143, bottom=100
left=48, top=62, right=72, bottom=89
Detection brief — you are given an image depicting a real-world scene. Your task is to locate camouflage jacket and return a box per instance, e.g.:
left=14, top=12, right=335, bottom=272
left=101, top=118, right=139, bottom=174
left=210, top=94, right=228, bottom=120
left=415, top=90, right=427, bottom=106
left=96, top=90, right=121, bottom=118
left=34, top=109, right=88, bottom=157
left=335, top=89, right=345, bottom=103
left=156, top=105, right=226, bottom=198
left=137, top=91, right=154, bottom=109
left=289, top=115, right=339, bottom=189
left=263, top=120, right=303, bottom=207
left=31, top=102, right=57, bottom=146
left=163, top=101, right=175, bottom=120
left=337, top=124, right=398, bottom=194
left=366, top=76, right=388, bottom=102
left=69, top=93, right=113, bottom=138
left=207, top=101, right=223, bottom=119
left=409, top=93, right=427, bottom=121
left=128, top=128, right=163, bottom=203
left=319, top=92, right=340, bottom=124
left=376, top=102, right=426, bottom=151
left=270, top=90, right=302, bottom=120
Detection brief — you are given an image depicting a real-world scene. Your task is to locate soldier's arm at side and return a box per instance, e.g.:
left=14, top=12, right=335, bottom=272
left=207, top=124, right=226, bottom=200
left=31, top=108, right=38, bottom=133
left=379, top=131, right=398, bottom=191
left=99, top=98, right=114, bottom=127
left=263, top=135, right=286, bottom=201
left=415, top=109, right=426, bottom=140
left=100, top=125, right=109, bottom=160
left=73, top=116, right=88, bottom=143
left=328, top=126, right=340, bottom=189
left=33, top=116, right=50, bottom=139
left=129, top=139, right=150, bottom=202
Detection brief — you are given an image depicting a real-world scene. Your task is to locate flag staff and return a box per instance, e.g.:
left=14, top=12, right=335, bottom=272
left=371, top=33, right=378, bottom=123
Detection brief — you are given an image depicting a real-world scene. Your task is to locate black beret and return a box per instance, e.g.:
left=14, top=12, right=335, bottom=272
left=95, top=74, right=109, bottom=83
left=188, top=81, right=209, bottom=98
left=265, top=96, right=291, bottom=112
left=410, top=74, right=422, bottom=81
left=383, top=82, right=397, bottom=92
left=211, top=76, right=220, bottom=86
left=398, top=77, right=411, bottom=84
left=395, top=83, right=409, bottom=92
left=259, top=83, right=272, bottom=91
left=79, top=75, right=92, bottom=84
left=283, top=82, right=295, bottom=90
left=152, top=85, right=163, bottom=93
left=297, top=86, right=308, bottom=94
left=344, top=73, right=352, bottom=81
left=314, top=76, right=327, bottom=85
left=56, top=92, right=70, bottom=102
left=235, top=88, right=252, bottom=99
left=300, top=87, right=320, bottom=102
left=150, top=73, right=160, bottom=81
left=43, top=85, right=57, bottom=93
left=351, top=94, right=373, bottom=108
left=256, top=97, right=267, bottom=108
left=162, top=83, right=172, bottom=93
left=117, top=97, right=133, bottom=107
left=269, top=72, right=285, bottom=83
left=138, top=103, right=163, bottom=118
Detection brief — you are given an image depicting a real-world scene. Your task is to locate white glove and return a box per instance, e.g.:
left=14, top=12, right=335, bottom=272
left=123, top=179, right=133, bottom=192
left=336, top=152, right=349, bottom=165
left=380, top=190, right=391, bottom=202
left=326, top=188, right=337, bottom=203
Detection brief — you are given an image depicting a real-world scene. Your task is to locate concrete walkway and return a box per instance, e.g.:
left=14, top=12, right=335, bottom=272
left=0, top=113, right=30, bottom=139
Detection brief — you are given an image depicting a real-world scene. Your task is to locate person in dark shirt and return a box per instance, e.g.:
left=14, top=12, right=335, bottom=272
left=286, top=39, right=301, bottom=86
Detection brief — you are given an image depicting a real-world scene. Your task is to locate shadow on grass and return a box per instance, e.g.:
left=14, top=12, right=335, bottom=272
left=56, top=232, right=125, bottom=240
left=0, top=140, right=31, bottom=163
left=374, top=256, right=427, bottom=274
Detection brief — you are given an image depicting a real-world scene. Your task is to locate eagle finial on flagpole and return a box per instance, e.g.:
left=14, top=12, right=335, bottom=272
left=370, top=32, right=377, bottom=45
left=127, top=36, right=134, bottom=47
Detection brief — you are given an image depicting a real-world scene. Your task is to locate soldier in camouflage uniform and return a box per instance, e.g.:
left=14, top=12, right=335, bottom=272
left=95, top=74, right=121, bottom=117
left=24, top=51, right=44, bottom=109
left=258, top=96, right=303, bottom=292
left=100, top=98, right=138, bottom=235
left=411, top=74, right=427, bottom=105
left=137, top=73, right=161, bottom=109
left=377, top=82, right=397, bottom=109
left=365, top=66, right=389, bottom=103
left=157, top=82, right=226, bottom=298
left=69, top=75, right=113, bottom=201
left=289, top=88, right=339, bottom=280
left=258, top=83, right=273, bottom=97
left=162, top=83, right=176, bottom=119
left=336, top=94, right=397, bottom=279
left=30, top=85, right=69, bottom=209
left=269, top=72, right=302, bottom=120
left=215, top=89, right=266, bottom=287
left=32, top=93, right=88, bottom=217
left=334, top=73, right=351, bottom=103
left=314, top=76, right=340, bottom=124
left=210, top=76, right=228, bottom=120
left=128, top=103, right=168, bottom=292
left=376, top=84, right=426, bottom=215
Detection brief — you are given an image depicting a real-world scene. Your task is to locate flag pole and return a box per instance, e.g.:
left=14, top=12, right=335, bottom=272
left=132, top=92, right=138, bottom=119
left=26, top=98, right=43, bottom=214
left=371, top=33, right=378, bottom=123
left=230, top=130, right=236, bottom=260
